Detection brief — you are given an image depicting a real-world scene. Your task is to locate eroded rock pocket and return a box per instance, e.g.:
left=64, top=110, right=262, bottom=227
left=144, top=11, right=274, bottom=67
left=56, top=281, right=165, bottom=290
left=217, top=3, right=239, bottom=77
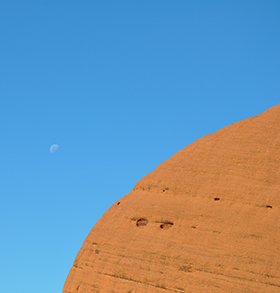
left=160, top=222, right=174, bottom=229
left=136, top=218, right=148, bottom=227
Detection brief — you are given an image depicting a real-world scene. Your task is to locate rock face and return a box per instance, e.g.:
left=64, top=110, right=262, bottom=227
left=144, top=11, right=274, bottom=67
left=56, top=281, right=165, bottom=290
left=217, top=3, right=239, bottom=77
left=63, top=105, right=280, bottom=293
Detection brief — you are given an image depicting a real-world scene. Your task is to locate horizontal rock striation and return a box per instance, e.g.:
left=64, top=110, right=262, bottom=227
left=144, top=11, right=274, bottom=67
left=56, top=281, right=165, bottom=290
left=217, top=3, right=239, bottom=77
left=63, top=104, right=280, bottom=293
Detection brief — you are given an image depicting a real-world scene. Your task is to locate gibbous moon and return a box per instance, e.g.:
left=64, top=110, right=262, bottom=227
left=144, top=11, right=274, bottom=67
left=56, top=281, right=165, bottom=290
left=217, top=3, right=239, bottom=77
left=50, top=144, right=59, bottom=153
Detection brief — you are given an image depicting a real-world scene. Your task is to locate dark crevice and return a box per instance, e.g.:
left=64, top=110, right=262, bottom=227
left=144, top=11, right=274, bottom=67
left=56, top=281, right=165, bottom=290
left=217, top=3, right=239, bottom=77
left=101, top=272, right=184, bottom=291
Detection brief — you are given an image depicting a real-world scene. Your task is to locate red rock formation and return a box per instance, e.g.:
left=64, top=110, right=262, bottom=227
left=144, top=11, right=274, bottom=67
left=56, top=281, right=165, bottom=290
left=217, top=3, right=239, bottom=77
left=63, top=105, right=280, bottom=292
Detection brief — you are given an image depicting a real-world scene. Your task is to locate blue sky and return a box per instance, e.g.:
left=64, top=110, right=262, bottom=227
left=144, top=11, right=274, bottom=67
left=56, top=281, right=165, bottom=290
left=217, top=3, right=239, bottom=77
left=0, top=1, right=279, bottom=292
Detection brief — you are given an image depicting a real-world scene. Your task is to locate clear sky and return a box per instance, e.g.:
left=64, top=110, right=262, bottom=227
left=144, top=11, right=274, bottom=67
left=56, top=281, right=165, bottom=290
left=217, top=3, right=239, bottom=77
left=0, top=1, right=279, bottom=292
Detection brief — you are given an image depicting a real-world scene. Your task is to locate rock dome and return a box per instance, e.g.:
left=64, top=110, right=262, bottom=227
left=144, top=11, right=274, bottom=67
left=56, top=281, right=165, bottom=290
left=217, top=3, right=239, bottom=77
left=63, top=104, right=280, bottom=293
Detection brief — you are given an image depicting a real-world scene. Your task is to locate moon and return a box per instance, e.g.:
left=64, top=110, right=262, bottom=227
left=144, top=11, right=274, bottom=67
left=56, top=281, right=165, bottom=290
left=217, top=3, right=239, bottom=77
left=50, top=144, right=59, bottom=153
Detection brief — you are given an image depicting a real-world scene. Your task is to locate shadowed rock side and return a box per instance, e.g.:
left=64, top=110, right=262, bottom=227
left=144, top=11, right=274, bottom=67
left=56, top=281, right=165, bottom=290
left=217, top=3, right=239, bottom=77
left=63, top=105, right=280, bottom=293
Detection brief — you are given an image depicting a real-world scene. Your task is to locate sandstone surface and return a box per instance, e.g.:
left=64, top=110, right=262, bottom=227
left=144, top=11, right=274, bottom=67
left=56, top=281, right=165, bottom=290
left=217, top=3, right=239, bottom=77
left=63, top=105, right=280, bottom=293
